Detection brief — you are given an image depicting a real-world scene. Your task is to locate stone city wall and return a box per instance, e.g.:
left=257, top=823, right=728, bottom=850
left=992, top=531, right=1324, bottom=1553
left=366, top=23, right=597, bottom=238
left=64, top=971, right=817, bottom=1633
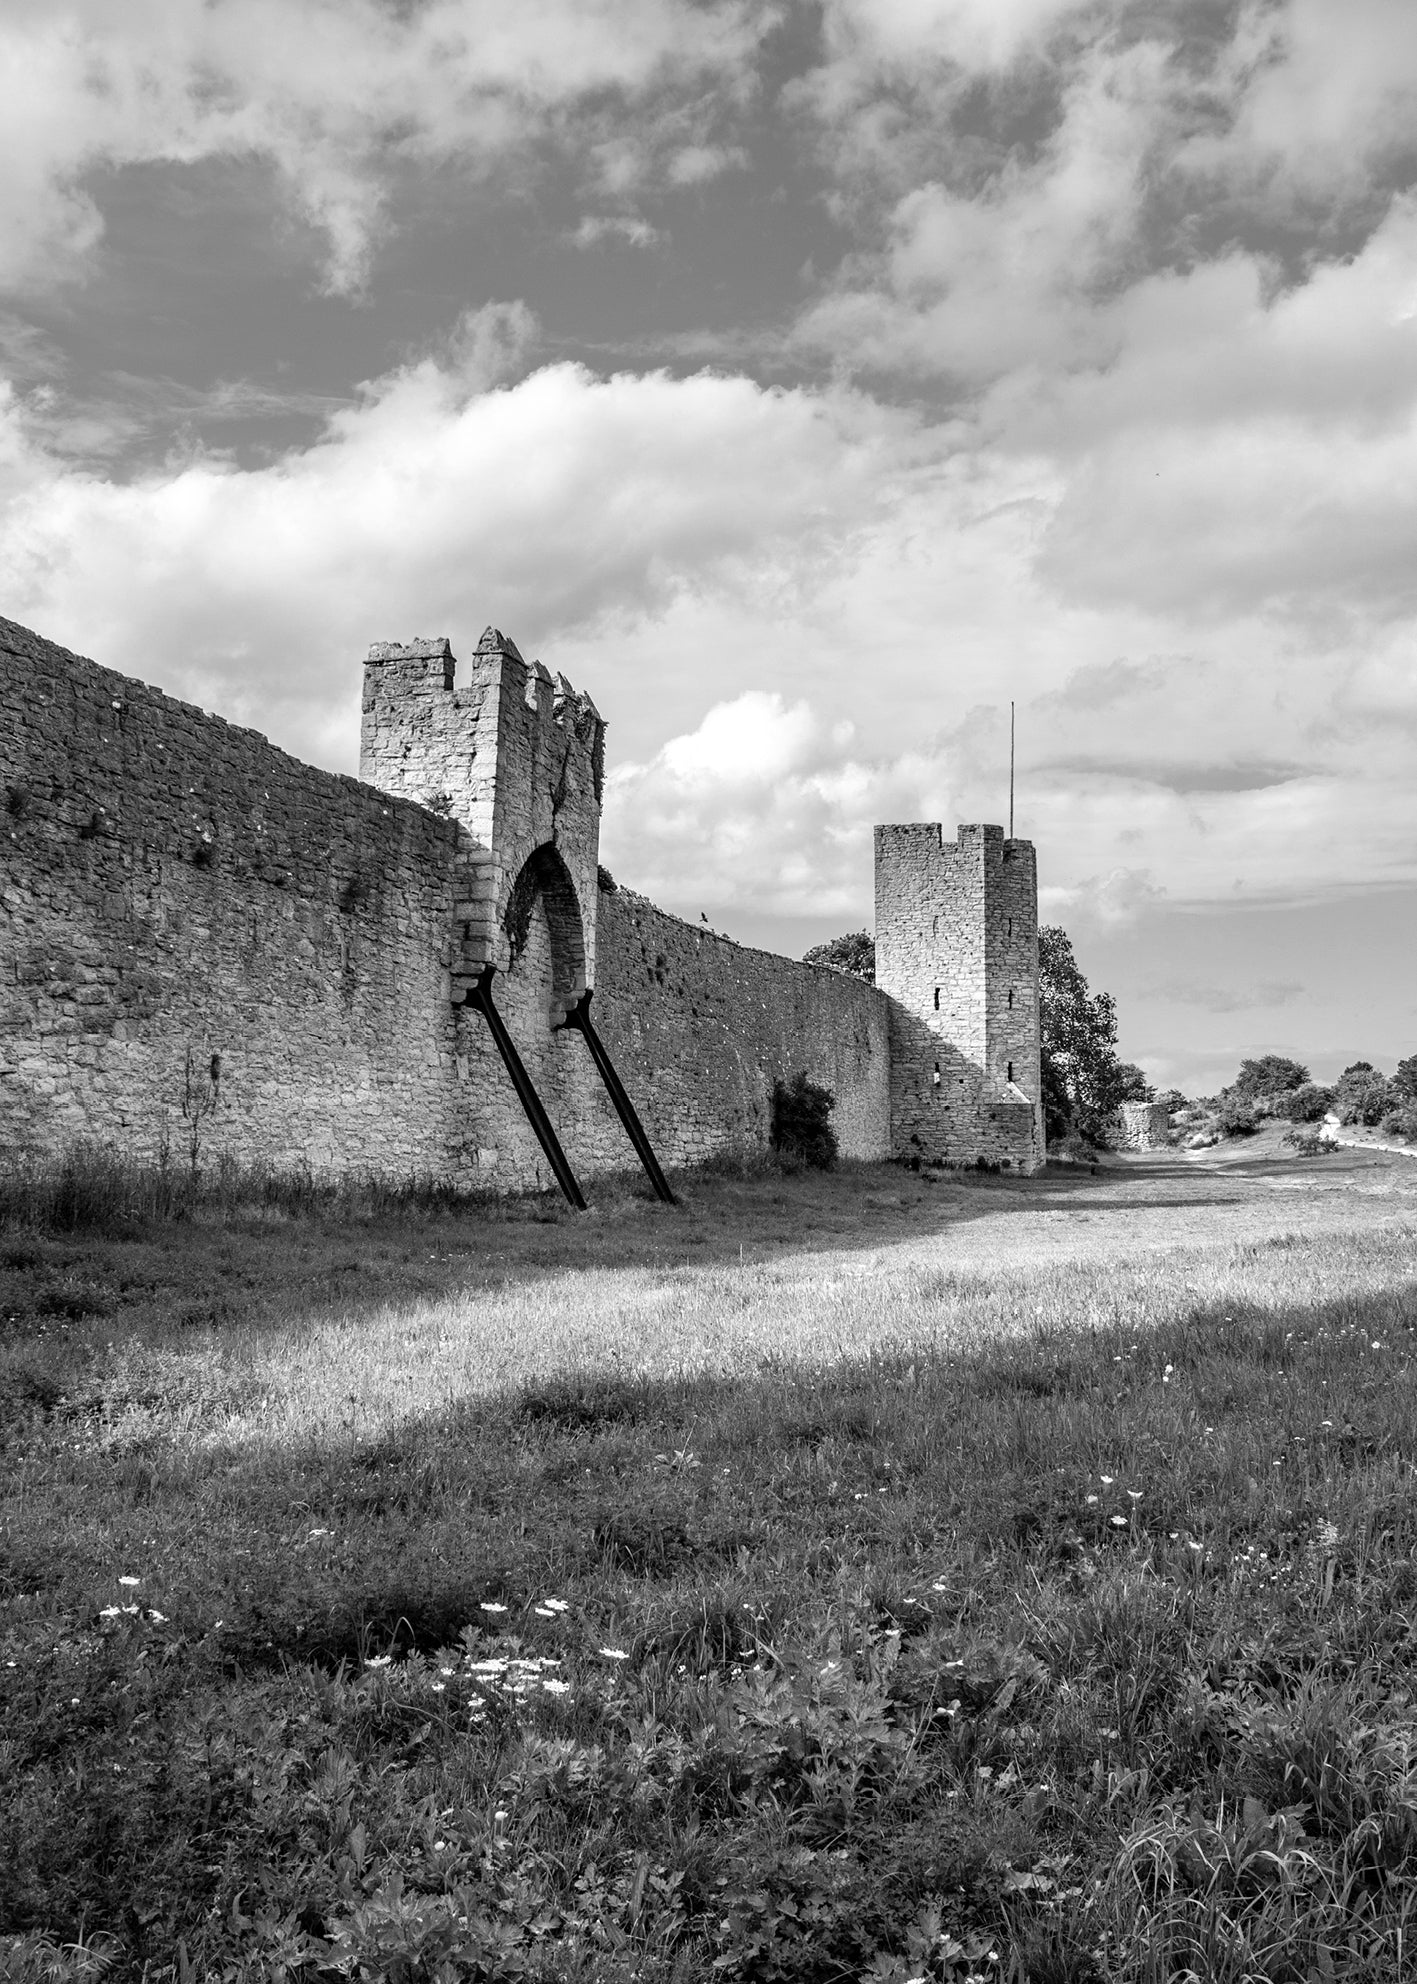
left=592, top=885, right=890, bottom=1170
left=0, top=615, right=466, bottom=1179
left=1111, top=1100, right=1172, bottom=1150
left=1, top=617, right=889, bottom=1191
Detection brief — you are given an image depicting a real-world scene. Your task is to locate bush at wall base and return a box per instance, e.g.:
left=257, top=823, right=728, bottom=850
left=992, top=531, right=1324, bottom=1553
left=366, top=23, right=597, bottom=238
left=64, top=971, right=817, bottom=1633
left=771, top=1072, right=839, bottom=1171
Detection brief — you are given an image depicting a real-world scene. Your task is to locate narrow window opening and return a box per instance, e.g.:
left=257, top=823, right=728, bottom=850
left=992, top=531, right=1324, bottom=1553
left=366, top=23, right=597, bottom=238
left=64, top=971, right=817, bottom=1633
left=1007, top=917, right=1013, bottom=941
left=933, top=986, right=940, bottom=1010
left=1007, top=987, right=1014, bottom=1009
left=1007, top=1060, right=1014, bottom=1084
left=933, top=1061, right=941, bottom=1089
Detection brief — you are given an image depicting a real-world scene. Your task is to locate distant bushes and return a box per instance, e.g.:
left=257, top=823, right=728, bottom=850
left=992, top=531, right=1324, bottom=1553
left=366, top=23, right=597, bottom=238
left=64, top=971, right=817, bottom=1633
left=1199, top=1053, right=1417, bottom=1147
left=1283, top=1126, right=1338, bottom=1157
left=1230, top=1056, right=1311, bottom=1101
left=1334, top=1062, right=1390, bottom=1127
left=1215, top=1094, right=1260, bottom=1138
left=1279, top=1082, right=1335, bottom=1122
left=770, top=1072, right=838, bottom=1170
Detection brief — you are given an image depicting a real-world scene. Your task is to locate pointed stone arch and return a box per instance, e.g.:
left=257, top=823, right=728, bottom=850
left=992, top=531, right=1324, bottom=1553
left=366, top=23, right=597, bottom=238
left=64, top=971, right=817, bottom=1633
left=501, top=841, right=586, bottom=1024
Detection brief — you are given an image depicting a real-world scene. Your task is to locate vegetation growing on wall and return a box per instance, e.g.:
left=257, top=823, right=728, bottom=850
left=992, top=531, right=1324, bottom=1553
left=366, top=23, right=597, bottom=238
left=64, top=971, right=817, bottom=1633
left=770, top=1071, right=839, bottom=1170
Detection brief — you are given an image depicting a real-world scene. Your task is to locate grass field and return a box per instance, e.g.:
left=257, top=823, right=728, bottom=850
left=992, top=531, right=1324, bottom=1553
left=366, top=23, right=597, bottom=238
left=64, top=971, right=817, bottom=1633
left=2, top=1144, right=1416, bottom=1983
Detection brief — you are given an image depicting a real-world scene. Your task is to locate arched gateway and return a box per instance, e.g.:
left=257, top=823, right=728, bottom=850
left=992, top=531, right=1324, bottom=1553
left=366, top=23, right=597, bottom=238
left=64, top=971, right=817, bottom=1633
left=360, top=630, right=673, bottom=1205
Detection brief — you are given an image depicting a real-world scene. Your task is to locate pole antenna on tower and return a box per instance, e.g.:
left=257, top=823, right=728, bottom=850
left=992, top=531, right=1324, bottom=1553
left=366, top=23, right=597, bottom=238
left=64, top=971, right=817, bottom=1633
left=1009, top=701, right=1015, bottom=839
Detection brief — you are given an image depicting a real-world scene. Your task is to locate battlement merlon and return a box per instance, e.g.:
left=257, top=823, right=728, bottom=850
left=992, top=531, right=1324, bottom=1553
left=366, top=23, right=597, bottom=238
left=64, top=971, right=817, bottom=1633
left=873, top=821, right=1033, bottom=863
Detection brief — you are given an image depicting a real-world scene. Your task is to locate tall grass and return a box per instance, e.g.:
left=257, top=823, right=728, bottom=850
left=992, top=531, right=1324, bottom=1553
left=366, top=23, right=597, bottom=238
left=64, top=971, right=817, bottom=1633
left=2, top=1160, right=1416, bottom=1981
left=0, top=1142, right=494, bottom=1234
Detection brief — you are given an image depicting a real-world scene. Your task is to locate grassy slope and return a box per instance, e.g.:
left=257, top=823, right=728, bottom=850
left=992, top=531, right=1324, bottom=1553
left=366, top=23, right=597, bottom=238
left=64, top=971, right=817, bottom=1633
left=2, top=1150, right=1416, bottom=1983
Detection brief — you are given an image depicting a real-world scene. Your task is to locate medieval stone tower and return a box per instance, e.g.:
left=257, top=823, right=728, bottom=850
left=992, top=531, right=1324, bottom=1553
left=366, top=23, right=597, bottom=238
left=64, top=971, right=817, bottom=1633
left=360, top=627, right=605, bottom=1024
left=874, top=823, right=1043, bottom=1171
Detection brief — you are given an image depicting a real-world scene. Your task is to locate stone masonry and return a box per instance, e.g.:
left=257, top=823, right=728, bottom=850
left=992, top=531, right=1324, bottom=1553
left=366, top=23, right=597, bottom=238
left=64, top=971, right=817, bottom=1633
left=1111, top=1100, right=1171, bottom=1150
left=361, top=629, right=603, bottom=1017
left=874, top=823, right=1043, bottom=1171
left=1, top=613, right=1044, bottom=1189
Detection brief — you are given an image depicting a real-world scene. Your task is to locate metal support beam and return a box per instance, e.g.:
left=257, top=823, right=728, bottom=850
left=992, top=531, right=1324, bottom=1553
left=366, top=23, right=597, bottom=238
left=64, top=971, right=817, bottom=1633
left=561, top=990, right=677, bottom=1205
left=465, top=966, right=587, bottom=1211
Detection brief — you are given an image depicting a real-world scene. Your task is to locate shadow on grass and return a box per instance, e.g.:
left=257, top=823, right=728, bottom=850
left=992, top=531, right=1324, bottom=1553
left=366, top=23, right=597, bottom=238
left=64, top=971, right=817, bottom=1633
left=5, top=1141, right=1397, bottom=1364
left=5, top=1210, right=1417, bottom=1979
left=45, top=1253, right=1405, bottom=1681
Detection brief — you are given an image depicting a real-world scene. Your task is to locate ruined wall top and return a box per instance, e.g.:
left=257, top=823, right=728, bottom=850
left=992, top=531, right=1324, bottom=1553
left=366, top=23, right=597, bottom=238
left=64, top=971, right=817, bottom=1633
left=360, top=627, right=605, bottom=1003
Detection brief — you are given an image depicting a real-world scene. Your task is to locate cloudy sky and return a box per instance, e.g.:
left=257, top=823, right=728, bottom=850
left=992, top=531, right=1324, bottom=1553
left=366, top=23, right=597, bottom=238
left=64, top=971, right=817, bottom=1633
left=4, top=0, right=1415, bottom=1095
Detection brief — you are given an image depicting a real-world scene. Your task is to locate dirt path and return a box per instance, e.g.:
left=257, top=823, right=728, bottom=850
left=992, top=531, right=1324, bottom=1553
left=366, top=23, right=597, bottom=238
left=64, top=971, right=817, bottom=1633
left=833, top=1144, right=1417, bottom=1278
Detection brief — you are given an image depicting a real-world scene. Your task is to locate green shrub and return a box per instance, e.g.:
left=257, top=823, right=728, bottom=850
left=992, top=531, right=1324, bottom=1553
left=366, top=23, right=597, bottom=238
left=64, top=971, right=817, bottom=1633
left=770, top=1072, right=838, bottom=1170
left=1380, top=1104, right=1417, bottom=1144
left=1230, top=1055, right=1310, bottom=1099
left=1216, top=1094, right=1259, bottom=1138
left=1283, top=1126, right=1337, bottom=1157
left=1281, top=1082, right=1335, bottom=1123
left=1337, top=1068, right=1392, bottom=1127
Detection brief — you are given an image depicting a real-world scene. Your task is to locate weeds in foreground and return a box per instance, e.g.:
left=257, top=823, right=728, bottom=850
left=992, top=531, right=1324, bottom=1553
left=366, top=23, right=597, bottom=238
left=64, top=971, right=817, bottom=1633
left=0, top=1143, right=493, bottom=1236
left=2, top=1189, right=1416, bottom=1980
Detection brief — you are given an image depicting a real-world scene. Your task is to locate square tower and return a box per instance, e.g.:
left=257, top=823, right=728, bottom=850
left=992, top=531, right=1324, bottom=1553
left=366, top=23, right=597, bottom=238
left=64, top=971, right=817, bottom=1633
left=874, top=822, right=1043, bottom=1171
left=360, top=629, right=604, bottom=1008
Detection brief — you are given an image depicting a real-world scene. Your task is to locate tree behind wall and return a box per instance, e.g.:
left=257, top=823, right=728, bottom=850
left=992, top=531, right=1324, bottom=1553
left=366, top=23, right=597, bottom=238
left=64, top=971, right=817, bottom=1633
left=1039, top=927, right=1151, bottom=1143
left=1230, top=1055, right=1311, bottom=1100
left=802, top=931, right=875, bottom=983
left=801, top=925, right=1148, bottom=1145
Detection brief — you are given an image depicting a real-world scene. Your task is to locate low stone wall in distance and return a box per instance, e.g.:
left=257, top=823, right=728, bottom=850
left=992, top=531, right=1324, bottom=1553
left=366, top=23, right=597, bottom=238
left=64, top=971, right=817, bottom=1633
left=1111, top=1101, right=1172, bottom=1150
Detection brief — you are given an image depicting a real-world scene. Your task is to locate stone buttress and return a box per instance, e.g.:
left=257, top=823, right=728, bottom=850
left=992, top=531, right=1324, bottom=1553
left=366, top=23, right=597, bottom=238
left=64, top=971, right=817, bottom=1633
left=874, top=822, right=1043, bottom=1172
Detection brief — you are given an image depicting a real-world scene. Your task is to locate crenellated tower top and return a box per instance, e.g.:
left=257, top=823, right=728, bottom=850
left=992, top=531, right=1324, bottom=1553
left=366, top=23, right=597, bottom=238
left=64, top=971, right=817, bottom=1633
left=360, top=627, right=604, bottom=1002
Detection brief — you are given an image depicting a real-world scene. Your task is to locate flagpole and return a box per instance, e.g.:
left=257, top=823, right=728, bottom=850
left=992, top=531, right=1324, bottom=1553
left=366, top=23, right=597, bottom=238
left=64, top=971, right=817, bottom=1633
left=1009, top=700, right=1015, bottom=839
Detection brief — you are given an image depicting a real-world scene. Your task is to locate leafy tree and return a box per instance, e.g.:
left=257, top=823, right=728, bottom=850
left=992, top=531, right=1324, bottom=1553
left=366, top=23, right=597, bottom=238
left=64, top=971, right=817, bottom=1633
left=1336, top=1062, right=1391, bottom=1128
left=1230, top=1055, right=1310, bottom=1099
left=1217, top=1094, right=1260, bottom=1137
left=1393, top=1055, right=1417, bottom=1102
left=1041, top=1052, right=1072, bottom=1145
left=1114, top=1062, right=1155, bottom=1103
left=1039, top=927, right=1148, bottom=1144
left=1157, top=1088, right=1189, bottom=1113
left=803, top=931, right=875, bottom=983
left=1281, top=1082, right=1335, bottom=1123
